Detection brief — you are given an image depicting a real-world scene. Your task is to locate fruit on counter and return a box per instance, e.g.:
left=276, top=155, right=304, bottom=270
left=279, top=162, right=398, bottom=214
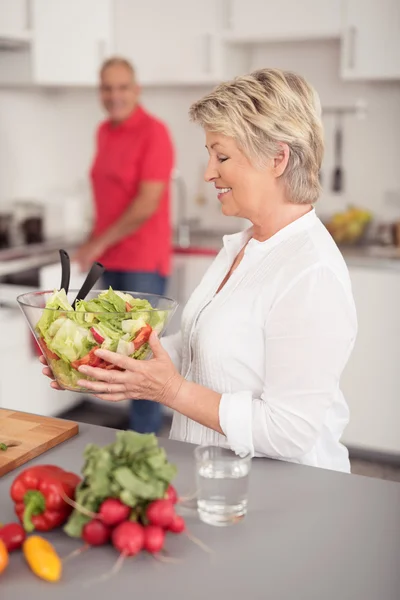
left=168, top=513, right=186, bottom=534
left=143, top=525, right=165, bottom=554
left=23, top=535, right=62, bottom=582
left=10, top=465, right=81, bottom=533
left=111, top=521, right=145, bottom=557
left=0, top=443, right=8, bottom=451
left=325, top=206, right=373, bottom=244
left=0, top=522, right=26, bottom=552
left=34, top=287, right=169, bottom=390
left=165, top=484, right=178, bottom=504
left=82, top=519, right=112, bottom=546
left=64, top=431, right=177, bottom=539
left=98, top=498, right=131, bottom=527
left=0, top=539, right=9, bottom=575
left=146, top=499, right=175, bottom=529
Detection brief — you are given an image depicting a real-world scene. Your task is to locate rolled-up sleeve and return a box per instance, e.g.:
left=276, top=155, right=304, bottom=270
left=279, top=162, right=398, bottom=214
left=161, top=331, right=183, bottom=372
left=219, top=266, right=357, bottom=459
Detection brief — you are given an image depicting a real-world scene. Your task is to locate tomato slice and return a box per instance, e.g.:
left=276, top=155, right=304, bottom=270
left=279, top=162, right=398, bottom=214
left=133, top=324, right=152, bottom=351
left=38, top=338, right=59, bottom=361
left=125, top=301, right=132, bottom=312
left=71, top=348, right=100, bottom=371
left=71, top=348, right=123, bottom=371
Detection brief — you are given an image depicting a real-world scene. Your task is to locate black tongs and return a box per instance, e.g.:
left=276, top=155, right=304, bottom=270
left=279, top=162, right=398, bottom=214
left=59, top=248, right=105, bottom=308
left=72, top=261, right=105, bottom=309
left=59, top=249, right=71, bottom=293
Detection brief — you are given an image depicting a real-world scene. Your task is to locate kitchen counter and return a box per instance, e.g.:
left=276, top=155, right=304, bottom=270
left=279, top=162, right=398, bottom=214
left=1, top=422, right=400, bottom=599
left=2, top=232, right=400, bottom=279
left=0, top=237, right=84, bottom=278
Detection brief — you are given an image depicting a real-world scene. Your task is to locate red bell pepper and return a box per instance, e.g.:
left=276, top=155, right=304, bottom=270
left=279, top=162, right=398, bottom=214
left=10, top=465, right=81, bottom=533
left=133, top=324, right=152, bottom=350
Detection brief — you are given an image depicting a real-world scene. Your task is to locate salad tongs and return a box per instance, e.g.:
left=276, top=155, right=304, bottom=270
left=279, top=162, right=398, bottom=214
left=59, top=249, right=71, bottom=293
left=71, top=261, right=105, bottom=309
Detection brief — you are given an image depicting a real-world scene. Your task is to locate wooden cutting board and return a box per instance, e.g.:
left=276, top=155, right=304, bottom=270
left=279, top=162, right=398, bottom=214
left=0, top=409, right=79, bottom=477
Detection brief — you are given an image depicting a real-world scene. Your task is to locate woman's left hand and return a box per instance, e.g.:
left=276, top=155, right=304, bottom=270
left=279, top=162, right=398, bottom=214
left=77, top=331, right=183, bottom=403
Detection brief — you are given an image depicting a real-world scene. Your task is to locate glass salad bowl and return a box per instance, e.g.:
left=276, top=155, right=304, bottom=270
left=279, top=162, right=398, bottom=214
left=17, top=288, right=178, bottom=393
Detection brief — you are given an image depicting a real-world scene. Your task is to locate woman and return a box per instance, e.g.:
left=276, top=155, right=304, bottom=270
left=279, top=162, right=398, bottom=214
left=42, top=69, right=357, bottom=473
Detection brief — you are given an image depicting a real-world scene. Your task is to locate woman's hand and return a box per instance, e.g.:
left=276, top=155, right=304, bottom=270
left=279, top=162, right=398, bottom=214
left=39, top=355, right=63, bottom=390
left=76, top=331, right=183, bottom=403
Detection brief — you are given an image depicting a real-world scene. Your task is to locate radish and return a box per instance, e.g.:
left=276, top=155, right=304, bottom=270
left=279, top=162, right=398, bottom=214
left=143, top=525, right=165, bottom=554
left=146, top=499, right=175, bottom=529
left=99, top=498, right=130, bottom=526
left=168, top=514, right=185, bottom=534
left=165, top=485, right=178, bottom=505
left=82, top=519, right=111, bottom=546
left=90, top=327, right=105, bottom=344
left=112, top=522, right=144, bottom=556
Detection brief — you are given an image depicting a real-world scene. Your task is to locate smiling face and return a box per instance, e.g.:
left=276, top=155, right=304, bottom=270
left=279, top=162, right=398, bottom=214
left=204, top=131, right=285, bottom=222
left=100, top=63, right=140, bottom=124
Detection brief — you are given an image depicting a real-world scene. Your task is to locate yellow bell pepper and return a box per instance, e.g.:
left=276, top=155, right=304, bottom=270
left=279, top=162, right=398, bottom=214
left=0, top=539, right=9, bottom=575
left=23, top=536, right=62, bottom=582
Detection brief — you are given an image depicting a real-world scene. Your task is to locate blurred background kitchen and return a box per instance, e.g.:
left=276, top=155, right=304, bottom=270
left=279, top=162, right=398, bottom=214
left=0, top=0, right=400, bottom=480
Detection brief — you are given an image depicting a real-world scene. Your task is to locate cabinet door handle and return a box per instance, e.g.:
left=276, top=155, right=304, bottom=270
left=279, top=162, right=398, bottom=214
left=347, top=26, right=357, bottom=70
left=25, top=0, right=32, bottom=30
left=222, top=0, right=233, bottom=29
left=203, top=33, right=212, bottom=75
left=98, top=39, right=107, bottom=65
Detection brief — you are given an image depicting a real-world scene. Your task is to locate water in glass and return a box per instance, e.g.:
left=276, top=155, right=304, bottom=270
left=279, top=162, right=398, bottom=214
left=195, top=445, right=251, bottom=526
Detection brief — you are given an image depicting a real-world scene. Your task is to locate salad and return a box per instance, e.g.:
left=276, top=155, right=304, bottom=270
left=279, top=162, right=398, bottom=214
left=35, top=287, right=168, bottom=390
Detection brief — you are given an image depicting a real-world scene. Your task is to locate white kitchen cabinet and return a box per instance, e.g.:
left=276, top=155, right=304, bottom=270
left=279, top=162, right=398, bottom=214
left=40, top=262, right=87, bottom=292
left=341, top=266, right=400, bottom=455
left=31, top=0, right=113, bottom=85
left=341, top=0, right=400, bottom=80
left=224, top=0, right=342, bottom=42
left=0, top=307, right=80, bottom=416
left=114, top=0, right=219, bottom=84
left=166, top=253, right=215, bottom=334
left=0, top=0, right=30, bottom=38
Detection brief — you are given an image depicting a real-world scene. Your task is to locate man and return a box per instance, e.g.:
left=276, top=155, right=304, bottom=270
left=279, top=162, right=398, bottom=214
left=74, top=57, right=175, bottom=434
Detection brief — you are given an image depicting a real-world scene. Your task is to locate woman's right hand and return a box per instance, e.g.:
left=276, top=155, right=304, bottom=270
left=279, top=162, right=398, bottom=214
left=39, top=355, right=63, bottom=390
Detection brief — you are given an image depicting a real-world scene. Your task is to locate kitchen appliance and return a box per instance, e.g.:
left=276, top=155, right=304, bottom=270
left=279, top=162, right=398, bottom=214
left=0, top=409, right=78, bottom=477
left=12, top=199, right=45, bottom=245
left=0, top=212, right=12, bottom=248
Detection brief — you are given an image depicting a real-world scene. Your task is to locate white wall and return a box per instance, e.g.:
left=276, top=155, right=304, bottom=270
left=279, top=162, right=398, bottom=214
left=0, top=39, right=400, bottom=235
left=0, top=84, right=243, bottom=235
left=249, top=40, right=400, bottom=218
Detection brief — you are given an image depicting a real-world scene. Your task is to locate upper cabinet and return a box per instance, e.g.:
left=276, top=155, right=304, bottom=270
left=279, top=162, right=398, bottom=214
left=32, top=0, right=113, bottom=85
left=223, top=0, right=343, bottom=42
left=0, top=0, right=31, bottom=46
left=341, top=0, right=400, bottom=80
left=1, top=0, right=399, bottom=86
left=114, top=0, right=219, bottom=85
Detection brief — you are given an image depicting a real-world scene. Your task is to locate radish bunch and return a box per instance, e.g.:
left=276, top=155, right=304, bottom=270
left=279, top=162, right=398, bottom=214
left=81, top=485, right=185, bottom=558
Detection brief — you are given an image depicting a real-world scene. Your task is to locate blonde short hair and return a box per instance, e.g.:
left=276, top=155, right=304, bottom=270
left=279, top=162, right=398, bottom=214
left=189, top=68, right=324, bottom=204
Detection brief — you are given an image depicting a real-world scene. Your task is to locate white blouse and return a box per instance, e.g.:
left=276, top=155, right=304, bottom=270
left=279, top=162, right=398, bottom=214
left=162, top=210, right=357, bottom=473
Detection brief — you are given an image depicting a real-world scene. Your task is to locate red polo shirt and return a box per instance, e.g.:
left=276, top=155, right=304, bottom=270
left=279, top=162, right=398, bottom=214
left=90, top=105, right=174, bottom=275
